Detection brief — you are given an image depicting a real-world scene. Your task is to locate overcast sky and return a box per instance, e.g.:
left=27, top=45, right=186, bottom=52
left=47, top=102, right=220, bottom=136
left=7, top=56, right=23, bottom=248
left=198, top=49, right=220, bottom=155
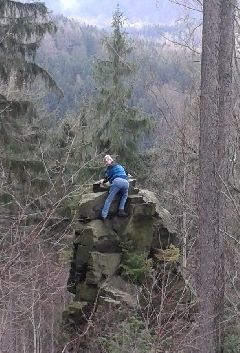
left=43, top=0, right=182, bottom=26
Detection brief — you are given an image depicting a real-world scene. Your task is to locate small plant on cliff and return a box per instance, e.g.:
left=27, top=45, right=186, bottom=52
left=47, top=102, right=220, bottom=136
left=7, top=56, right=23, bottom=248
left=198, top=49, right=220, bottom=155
left=120, top=249, right=152, bottom=284
left=154, top=244, right=180, bottom=263
left=99, top=316, right=153, bottom=353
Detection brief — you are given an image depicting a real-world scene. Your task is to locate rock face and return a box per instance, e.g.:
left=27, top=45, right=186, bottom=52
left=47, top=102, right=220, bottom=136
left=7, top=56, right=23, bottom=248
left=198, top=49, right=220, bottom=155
left=64, top=179, right=176, bottom=325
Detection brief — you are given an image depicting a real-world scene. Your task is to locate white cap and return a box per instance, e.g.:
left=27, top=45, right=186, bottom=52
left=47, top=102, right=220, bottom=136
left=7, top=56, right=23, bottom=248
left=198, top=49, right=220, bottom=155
left=103, top=154, right=113, bottom=163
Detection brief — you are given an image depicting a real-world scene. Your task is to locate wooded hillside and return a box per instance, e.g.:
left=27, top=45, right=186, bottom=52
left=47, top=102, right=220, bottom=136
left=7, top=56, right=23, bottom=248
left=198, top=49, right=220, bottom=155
left=1, top=2, right=240, bottom=353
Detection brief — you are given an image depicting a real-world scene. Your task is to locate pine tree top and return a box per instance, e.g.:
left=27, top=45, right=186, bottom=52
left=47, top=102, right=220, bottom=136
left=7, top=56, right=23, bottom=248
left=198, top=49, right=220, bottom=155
left=0, top=0, right=61, bottom=97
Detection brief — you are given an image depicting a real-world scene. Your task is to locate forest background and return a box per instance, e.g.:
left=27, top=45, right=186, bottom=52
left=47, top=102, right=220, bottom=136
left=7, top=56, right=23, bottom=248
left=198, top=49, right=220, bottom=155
left=1, top=0, right=240, bottom=352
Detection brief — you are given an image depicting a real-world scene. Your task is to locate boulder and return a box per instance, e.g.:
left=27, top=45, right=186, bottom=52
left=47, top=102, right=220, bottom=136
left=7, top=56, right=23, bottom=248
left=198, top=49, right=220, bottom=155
left=100, top=276, right=138, bottom=308
left=75, top=245, right=91, bottom=269
left=86, top=252, right=122, bottom=285
left=139, top=189, right=177, bottom=248
left=77, top=191, right=110, bottom=220
left=65, top=180, right=179, bottom=326
left=112, top=214, right=154, bottom=253
left=129, top=202, right=155, bottom=217
left=139, top=189, right=176, bottom=232
left=76, top=282, right=98, bottom=302
left=126, top=194, right=144, bottom=204
left=74, top=219, right=120, bottom=253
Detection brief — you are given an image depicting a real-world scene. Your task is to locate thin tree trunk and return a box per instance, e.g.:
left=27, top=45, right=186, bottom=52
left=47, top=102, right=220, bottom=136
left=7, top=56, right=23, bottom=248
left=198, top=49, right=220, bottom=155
left=198, top=0, right=234, bottom=352
left=182, top=128, right=187, bottom=270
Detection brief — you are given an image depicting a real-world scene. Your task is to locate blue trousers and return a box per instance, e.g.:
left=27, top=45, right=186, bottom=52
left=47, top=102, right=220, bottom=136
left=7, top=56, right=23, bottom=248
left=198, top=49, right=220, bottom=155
left=101, top=177, right=129, bottom=218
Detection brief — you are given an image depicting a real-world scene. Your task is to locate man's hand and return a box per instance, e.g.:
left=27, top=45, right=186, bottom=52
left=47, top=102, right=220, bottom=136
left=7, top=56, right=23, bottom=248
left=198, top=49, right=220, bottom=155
left=99, top=179, right=105, bottom=185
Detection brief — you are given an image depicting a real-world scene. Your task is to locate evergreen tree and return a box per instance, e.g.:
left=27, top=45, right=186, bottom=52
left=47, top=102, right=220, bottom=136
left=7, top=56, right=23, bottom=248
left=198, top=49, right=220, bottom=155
left=0, top=1, right=61, bottom=207
left=91, top=6, right=147, bottom=165
left=47, top=110, right=94, bottom=198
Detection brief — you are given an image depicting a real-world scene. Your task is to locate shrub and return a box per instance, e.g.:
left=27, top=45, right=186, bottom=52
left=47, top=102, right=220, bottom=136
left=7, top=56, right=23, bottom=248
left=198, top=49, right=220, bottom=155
left=99, top=316, right=153, bottom=353
left=120, top=250, right=152, bottom=284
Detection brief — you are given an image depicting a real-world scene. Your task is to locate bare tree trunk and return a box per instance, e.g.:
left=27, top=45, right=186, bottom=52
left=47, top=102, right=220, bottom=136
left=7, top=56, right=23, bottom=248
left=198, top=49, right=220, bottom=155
left=198, top=0, right=234, bottom=352
left=182, top=123, right=188, bottom=270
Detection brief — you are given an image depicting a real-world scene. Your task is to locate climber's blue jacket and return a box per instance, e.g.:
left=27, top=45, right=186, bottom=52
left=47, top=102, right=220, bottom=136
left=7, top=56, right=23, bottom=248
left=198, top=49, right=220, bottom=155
left=104, top=162, right=128, bottom=184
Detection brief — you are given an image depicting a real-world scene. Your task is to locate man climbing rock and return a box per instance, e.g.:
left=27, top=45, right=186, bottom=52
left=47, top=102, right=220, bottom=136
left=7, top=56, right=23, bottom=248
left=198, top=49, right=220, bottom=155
left=99, top=155, right=129, bottom=220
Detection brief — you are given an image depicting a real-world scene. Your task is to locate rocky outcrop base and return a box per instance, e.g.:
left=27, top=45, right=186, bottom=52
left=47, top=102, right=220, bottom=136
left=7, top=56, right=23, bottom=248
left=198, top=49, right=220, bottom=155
left=64, top=180, right=177, bottom=326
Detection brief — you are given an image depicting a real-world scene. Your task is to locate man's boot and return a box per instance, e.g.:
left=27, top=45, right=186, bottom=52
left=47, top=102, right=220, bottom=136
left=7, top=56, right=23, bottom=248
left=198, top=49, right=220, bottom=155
left=98, top=211, right=107, bottom=221
left=117, top=209, right=128, bottom=217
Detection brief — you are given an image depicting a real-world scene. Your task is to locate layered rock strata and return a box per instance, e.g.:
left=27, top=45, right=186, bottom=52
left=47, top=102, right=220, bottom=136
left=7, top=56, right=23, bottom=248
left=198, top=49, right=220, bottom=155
left=64, top=180, right=176, bottom=326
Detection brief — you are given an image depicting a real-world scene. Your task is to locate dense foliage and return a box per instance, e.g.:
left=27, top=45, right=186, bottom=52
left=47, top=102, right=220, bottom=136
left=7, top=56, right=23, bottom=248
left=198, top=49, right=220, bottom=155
left=0, top=0, right=60, bottom=206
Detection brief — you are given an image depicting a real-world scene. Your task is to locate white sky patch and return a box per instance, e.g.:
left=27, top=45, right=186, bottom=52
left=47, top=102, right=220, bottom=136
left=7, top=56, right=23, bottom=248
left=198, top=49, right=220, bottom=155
left=70, top=15, right=110, bottom=27
left=59, top=0, right=78, bottom=11
left=127, top=21, right=155, bottom=29
left=43, top=0, right=185, bottom=27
